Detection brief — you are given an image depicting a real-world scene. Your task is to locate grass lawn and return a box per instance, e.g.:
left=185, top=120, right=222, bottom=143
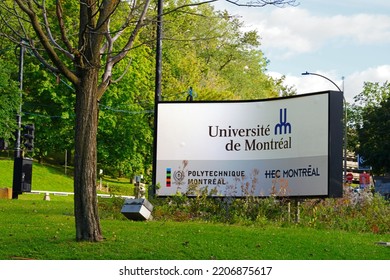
left=0, top=158, right=133, bottom=195
left=0, top=158, right=74, bottom=192
left=0, top=194, right=389, bottom=260
left=1, top=158, right=389, bottom=260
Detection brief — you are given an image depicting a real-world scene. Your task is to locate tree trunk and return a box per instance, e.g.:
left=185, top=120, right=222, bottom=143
left=74, top=68, right=103, bottom=242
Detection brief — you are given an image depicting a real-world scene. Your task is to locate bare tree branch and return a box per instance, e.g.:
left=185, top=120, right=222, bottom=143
left=100, top=0, right=137, bottom=55
left=56, top=0, right=76, bottom=59
left=164, top=0, right=298, bottom=15
left=41, top=0, right=74, bottom=60
left=164, top=0, right=218, bottom=16
left=14, top=0, right=79, bottom=86
left=111, top=57, right=133, bottom=84
left=26, top=40, right=61, bottom=74
left=97, top=0, right=151, bottom=99
left=225, top=0, right=298, bottom=8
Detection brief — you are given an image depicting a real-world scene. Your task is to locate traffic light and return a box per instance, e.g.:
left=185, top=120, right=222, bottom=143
left=22, top=124, right=35, bottom=151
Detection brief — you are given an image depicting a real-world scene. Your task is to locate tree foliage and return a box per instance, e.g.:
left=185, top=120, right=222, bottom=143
left=97, top=43, right=155, bottom=178
left=21, top=55, right=75, bottom=162
left=0, top=53, right=20, bottom=142
left=160, top=1, right=290, bottom=101
left=356, top=82, right=390, bottom=174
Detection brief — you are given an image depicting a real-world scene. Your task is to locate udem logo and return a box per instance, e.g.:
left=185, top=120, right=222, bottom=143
left=274, top=108, right=292, bottom=135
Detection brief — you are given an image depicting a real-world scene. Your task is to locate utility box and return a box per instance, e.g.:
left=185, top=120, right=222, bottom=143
left=13, top=157, right=33, bottom=194
left=21, top=158, right=33, bottom=192
left=121, top=198, right=153, bottom=221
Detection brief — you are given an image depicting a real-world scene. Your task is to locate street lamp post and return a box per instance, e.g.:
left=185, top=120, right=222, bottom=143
left=301, top=71, right=348, bottom=181
left=301, top=71, right=342, bottom=91
left=151, top=0, right=163, bottom=197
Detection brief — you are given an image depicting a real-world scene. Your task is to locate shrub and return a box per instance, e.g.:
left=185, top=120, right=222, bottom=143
left=98, top=196, right=127, bottom=220
left=100, top=184, right=390, bottom=234
left=300, top=187, right=390, bottom=234
left=150, top=183, right=293, bottom=227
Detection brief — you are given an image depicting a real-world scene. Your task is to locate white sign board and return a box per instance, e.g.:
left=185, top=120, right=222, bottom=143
left=155, top=91, right=343, bottom=197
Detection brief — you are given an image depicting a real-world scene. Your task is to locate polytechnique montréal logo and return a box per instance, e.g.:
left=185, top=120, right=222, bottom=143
left=166, top=168, right=185, bottom=187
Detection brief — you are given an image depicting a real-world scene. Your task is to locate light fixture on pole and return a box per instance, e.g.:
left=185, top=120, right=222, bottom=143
left=301, top=71, right=342, bottom=91
left=301, top=71, right=348, bottom=181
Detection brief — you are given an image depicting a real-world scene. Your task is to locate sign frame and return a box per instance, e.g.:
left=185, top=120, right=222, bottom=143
left=153, top=91, right=343, bottom=198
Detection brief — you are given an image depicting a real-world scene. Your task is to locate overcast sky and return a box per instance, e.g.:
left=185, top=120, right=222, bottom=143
left=212, top=0, right=390, bottom=103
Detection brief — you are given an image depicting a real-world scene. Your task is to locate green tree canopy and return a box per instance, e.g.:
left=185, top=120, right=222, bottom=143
left=160, top=1, right=291, bottom=101
left=0, top=53, right=20, bottom=142
left=356, top=81, right=390, bottom=174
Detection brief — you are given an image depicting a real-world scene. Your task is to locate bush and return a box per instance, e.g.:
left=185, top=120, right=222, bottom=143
left=150, top=183, right=293, bottom=227
left=300, top=187, right=390, bottom=234
left=98, top=196, right=127, bottom=220
left=99, top=184, right=390, bottom=234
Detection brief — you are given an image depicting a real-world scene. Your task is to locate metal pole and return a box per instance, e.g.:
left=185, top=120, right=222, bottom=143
left=155, top=0, right=163, bottom=103
left=65, top=149, right=68, bottom=175
left=342, top=77, right=347, bottom=180
left=12, top=40, right=25, bottom=199
left=295, top=200, right=300, bottom=223
left=151, top=0, right=163, bottom=196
